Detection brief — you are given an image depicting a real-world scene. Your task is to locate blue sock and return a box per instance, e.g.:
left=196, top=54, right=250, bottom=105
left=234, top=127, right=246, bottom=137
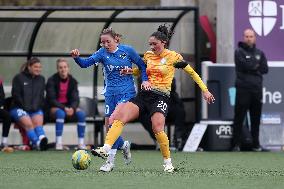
left=116, top=136, right=125, bottom=149
left=55, top=109, right=66, bottom=137
left=112, top=137, right=124, bottom=149
left=76, top=110, right=86, bottom=138
left=34, top=126, right=45, bottom=137
left=26, top=129, right=39, bottom=145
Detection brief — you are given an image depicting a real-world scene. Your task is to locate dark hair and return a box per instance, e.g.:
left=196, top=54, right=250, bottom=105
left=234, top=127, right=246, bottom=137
left=20, top=57, right=41, bottom=72
left=151, top=24, right=172, bottom=46
left=100, top=27, right=122, bottom=43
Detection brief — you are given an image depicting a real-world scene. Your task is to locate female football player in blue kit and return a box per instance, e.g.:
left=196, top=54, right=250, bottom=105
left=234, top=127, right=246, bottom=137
left=71, top=28, right=151, bottom=172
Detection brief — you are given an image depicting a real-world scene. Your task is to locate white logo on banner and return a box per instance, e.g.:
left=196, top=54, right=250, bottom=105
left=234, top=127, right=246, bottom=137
left=248, top=0, right=277, bottom=36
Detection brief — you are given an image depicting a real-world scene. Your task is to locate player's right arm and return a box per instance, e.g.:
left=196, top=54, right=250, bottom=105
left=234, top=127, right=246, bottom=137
left=71, top=48, right=102, bottom=68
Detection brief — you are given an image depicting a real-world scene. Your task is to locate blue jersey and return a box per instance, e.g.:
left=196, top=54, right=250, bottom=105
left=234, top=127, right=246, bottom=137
left=74, top=44, right=148, bottom=96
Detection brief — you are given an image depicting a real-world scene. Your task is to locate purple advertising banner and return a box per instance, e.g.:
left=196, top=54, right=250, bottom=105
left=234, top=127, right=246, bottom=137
left=235, top=0, right=284, bottom=61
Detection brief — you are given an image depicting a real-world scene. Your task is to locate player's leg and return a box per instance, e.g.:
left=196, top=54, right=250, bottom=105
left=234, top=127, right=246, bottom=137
left=51, top=108, right=66, bottom=150
left=115, top=93, right=136, bottom=165
left=99, top=96, right=117, bottom=171
left=75, top=108, right=86, bottom=149
left=110, top=103, right=127, bottom=163
left=100, top=117, right=115, bottom=172
left=150, top=95, right=174, bottom=172
left=99, top=93, right=133, bottom=169
left=10, top=108, right=40, bottom=149
left=92, top=101, right=139, bottom=159
left=109, top=101, right=129, bottom=156
left=31, top=110, right=48, bottom=151
left=152, top=112, right=174, bottom=173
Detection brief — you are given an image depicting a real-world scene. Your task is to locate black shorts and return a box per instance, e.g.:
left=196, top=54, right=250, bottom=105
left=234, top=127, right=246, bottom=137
left=130, top=90, right=170, bottom=118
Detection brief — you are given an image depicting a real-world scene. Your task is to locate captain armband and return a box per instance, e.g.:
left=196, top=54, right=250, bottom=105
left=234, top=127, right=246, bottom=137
left=173, top=61, right=188, bottom=69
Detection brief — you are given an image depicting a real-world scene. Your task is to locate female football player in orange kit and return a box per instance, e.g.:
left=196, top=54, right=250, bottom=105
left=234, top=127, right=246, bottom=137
left=92, top=25, right=215, bottom=173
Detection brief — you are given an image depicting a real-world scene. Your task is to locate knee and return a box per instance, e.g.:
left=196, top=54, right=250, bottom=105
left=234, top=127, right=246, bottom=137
left=111, top=111, right=124, bottom=122
left=76, top=110, right=86, bottom=121
left=152, top=120, right=165, bottom=134
left=55, top=109, right=66, bottom=119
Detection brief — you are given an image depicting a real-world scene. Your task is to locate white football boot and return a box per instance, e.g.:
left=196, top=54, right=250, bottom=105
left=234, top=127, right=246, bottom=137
left=163, top=158, right=175, bottom=173
left=121, top=141, right=132, bottom=165
left=91, top=147, right=109, bottom=159
left=100, top=161, right=115, bottom=172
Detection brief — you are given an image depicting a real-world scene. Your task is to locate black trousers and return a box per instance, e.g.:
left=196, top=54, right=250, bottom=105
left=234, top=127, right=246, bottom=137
left=233, top=87, right=262, bottom=147
left=0, top=108, right=12, bottom=138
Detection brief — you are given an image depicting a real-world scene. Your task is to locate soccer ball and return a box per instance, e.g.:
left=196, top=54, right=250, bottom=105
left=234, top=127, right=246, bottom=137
left=71, top=150, right=91, bottom=170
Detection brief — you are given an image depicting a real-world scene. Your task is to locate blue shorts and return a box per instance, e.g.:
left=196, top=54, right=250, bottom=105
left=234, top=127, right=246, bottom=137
left=10, top=108, right=44, bottom=122
left=104, top=92, right=136, bottom=117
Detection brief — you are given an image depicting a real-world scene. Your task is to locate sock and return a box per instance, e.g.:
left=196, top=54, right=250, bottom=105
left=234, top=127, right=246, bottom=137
left=1, top=137, right=8, bottom=145
left=26, top=129, right=39, bottom=145
left=112, top=136, right=124, bottom=149
left=108, top=149, right=117, bottom=164
left=155, top=131, right=170, bottom=159
left=164, top=158, right=172, bottom=165
left=102, top=144, right=111, bottom=153
left=78, top=138, right=84, bottom=146
left=105, top=120, right=124, bottom=147
left=108, top=124, right=124, bottom=149
left=34, top=126, right=45, bottom=139
left=117, top=136, right=125, bottom=149
left=56, top=136, right=62, bottom=144
left=55, top=109, right=65, bottom=137
left=76, top=110, right=86, bottom=138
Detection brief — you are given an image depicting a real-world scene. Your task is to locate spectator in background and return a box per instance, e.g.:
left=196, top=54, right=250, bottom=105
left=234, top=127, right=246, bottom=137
left=46, top=58, right=86, bottom=150
left=10, top=57, right=48, bottom=150
left=232, top=29, right=268, bottom=151
left=0, top=78, right=12, bottom=149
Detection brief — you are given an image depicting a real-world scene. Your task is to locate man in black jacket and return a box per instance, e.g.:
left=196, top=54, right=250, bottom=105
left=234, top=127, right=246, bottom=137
left=232, top=29, right=268, bottom=151
left=46, top=58, right=86, bottom=150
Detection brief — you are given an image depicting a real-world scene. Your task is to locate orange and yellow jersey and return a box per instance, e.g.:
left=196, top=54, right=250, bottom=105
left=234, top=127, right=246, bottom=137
left=143, top=49, right=181, bottom=95
left=143, top=49, right=208, bottom=95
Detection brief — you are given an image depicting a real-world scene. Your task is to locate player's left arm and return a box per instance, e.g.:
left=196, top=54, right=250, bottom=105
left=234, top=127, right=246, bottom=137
left=174, top=61, right=207, bottom=92
left=174, top=61, right=215, bottom=104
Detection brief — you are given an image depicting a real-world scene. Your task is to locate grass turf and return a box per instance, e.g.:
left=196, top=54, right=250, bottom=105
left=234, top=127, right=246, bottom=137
left=0, top=150, right=284, bottom=189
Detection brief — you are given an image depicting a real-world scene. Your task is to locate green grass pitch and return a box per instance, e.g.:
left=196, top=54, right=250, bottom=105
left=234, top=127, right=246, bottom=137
left=0, top=150, right=284, bottom=189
